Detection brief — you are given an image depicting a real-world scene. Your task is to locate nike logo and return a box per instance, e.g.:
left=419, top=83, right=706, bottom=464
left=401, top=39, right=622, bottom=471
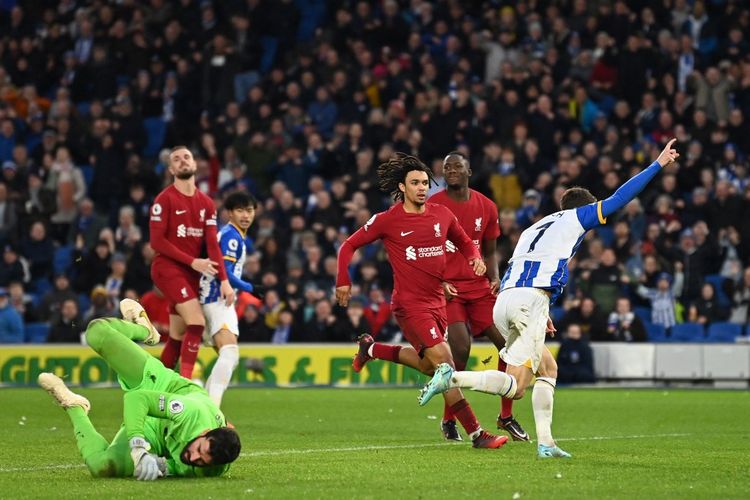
left=400, top=231, right=414, bottom=236
left=175, top=210, right=187, bottom=215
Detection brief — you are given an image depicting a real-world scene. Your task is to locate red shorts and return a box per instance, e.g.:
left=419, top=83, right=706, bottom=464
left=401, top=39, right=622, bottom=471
left=151, top=263, right=200, bottom=314
left=446, top=287, right=496, bottom=337
left=393, top=307, right=447, bottom=353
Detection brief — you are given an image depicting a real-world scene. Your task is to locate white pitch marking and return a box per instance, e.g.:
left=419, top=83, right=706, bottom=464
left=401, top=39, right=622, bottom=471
left=0, top=433, right=693, bottom=473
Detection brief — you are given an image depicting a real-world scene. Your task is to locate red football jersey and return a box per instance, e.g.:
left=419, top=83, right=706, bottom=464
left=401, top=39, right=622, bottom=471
left=430, top=188, right=500, bottom=292
left=337, top=202, right=481, bottom=312
left=149, top=185, right=227, bottom=280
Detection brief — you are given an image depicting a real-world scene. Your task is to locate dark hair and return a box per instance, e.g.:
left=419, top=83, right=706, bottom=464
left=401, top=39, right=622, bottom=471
left=444, top=150, right=468, bottom=160
left=376, top=153, right=433, bottom=202
left=168, top=145, right=191, bottom=167
left=206, top=427, right=241, bottom=465
left=560, top=187, right=596, bottom=210
left=224, top=191, right=257, bottom=210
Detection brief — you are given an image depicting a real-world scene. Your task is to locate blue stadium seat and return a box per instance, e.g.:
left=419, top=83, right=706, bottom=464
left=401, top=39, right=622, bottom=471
left=550, top=306, right=565, bottom=323
left=669, top=323, right=705, bottom=342
left=53, top=245, right=73, bottom=275
left=705, top=322, right=742, bottom=343
left=644, top=322, right=667, bottom=342
left=142, top=117, right=166, bottom=158
left=24, top=322, right=50, bottom=343
left=704, top=274, right=731, bottom=309
left=634, top=306, right=651, bottom=324
left=77, top=293, right=91, bottom=313
left=32, top=278, right=52, bottom=295
left=79, top=164, right=94, bottom=190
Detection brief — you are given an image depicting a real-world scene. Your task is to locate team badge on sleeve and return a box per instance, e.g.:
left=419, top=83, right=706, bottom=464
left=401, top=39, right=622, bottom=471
left=169, top=400, right=184, bottom=414
left=150, top=203, right=162, bottom=221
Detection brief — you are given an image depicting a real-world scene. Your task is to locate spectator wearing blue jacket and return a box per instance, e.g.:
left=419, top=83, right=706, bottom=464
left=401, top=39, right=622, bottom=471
left=0, top=288, right=23, bottom=343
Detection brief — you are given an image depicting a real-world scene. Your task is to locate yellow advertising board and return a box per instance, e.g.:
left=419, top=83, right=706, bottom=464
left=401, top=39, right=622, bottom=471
left=0, top=343, right=559, bottom=387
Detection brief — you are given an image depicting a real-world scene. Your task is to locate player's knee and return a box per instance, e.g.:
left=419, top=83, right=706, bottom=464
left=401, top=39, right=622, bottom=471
left=512, top=385, right=527, bottom=399
left=84, top=319, right=108, bottom=349
left=86, top=457, right=119, bottom=478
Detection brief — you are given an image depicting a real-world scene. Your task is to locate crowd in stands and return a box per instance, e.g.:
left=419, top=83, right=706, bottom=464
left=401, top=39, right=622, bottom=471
left=1, top=0, right=750, bottom=345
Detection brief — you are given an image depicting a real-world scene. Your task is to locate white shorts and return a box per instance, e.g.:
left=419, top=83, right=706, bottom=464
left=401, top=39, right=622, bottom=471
left=493, top=287, right=550, bottom=373
left=201, top=301, right=239, bottom=346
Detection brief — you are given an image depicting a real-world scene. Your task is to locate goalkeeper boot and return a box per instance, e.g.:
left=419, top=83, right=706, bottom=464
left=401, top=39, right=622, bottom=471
left=120, top=298, right=161, bottom=345
left=538, top=443, right=572, bottom=458
left=418, top=363, right=453, bottom=406
left=38, top=373, right=90, bottom=414
left=472, top=431, right=508, bottom=449
left=440, top=420, right=463, bottom=442
left=351, top=334, right=374, bottom=373
left=497, top=415, right=531, bottom=442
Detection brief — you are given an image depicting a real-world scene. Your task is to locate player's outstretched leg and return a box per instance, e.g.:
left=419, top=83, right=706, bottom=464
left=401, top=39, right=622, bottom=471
left=85, top=317, right=151, bottom=389
left=418, top=363, right=454, bottom=406
left=352, top=334, right=424, bottom=373
left=352, top=334, right=375, bottom=372
left=495, top=357, right=530, bottom=441
left=534, top=349, right=571, bottom=458
left=206, top=343, right=239, bottom=407
left=38, top=373, right=134, bottom=477
left=419, top=363, right=518, bottom=406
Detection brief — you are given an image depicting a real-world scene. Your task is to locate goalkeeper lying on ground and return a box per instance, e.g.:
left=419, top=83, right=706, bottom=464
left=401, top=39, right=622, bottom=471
left=38, top=299, right=241, bottom=480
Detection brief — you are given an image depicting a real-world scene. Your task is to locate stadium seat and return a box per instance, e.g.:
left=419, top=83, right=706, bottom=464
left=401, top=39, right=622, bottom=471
left=32, top=278, right=52, bottom=295
left=705, top=322, right=742, bottom=343
left=24, top=322, right=50, bottom=343
left=704, top=274, right=731, bottom=309
left=644, top=322, right=667, bottom=342
left=550, top=306, right=565, bottom=323
left=634, top=306, right=651, bottom=324
left=77, top=293, right=91, bottom=313
left=79, top=164, right=94, bottom=190
left=142, top=117, right=166, bottom=158
left=669, top=323, right=705, bottom=342
left=53, top=245, right=73, bottom=275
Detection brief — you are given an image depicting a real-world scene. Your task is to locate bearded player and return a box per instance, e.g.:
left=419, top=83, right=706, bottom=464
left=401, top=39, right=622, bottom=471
left=430, top=151, right=529, bottom=442
left=336, top=153, right=507, bottom=449
left=150, top=146, right=235, bottom=379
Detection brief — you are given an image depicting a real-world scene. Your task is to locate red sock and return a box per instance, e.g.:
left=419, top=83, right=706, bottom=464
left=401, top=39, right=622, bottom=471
left=443, top=359, right=467, bottom=422
left=160, top=337, right=182, bottom=369
left=179, top=325, right=204, bottom=378
left=451, top=398, right=480, bottom=436
left=372, top=343, right=402, bottom=363
left=498, top=357, right=513, bottom=419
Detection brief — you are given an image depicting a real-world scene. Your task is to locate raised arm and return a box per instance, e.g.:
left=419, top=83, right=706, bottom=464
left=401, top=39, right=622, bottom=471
left=600, top=139, right=679, bottom=219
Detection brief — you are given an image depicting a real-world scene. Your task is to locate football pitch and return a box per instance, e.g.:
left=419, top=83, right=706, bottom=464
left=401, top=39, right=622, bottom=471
left=1, top=387, right=748, bottom=499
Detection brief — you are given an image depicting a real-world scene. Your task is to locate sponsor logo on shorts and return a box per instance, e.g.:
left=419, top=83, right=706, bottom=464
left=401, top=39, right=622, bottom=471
left=430, top=326, right=438, bottom=339
left=180, top=287, right=188, bottom=298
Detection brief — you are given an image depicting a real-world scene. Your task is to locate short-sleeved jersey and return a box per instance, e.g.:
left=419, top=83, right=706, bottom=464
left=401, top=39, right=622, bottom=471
left=430, top=188, right=500, bottom=292
left=199, top=223, right=250, bottom=304
left=149, top=185, right=218, bottom=270
left=343, top=202, right=480, bottom=312
left=500, top=201, right=606, bottom=302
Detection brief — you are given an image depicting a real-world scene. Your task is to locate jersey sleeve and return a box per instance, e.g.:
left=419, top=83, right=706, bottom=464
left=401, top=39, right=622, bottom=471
left=484, top=199, right=501, bottom=240
left=220, top=231, right=242, bottom=263
left=203, top=200, right=228, bottom=281
left=575, top=202, right=606, bottom=231
left=336, top=212, right=386, bottom=287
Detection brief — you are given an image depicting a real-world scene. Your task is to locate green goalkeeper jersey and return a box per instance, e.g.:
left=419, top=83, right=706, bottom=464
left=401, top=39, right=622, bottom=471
left=121, top=356, right=231, bottom=477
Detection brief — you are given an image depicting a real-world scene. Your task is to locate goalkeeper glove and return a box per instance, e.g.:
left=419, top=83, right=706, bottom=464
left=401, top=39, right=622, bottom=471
left=130, top=437, right=163, bottom=481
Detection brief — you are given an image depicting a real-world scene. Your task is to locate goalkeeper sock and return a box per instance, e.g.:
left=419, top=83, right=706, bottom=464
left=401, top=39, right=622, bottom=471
left=449, top=370, right=517, bottom=398
left=206, top=344, right=239, bottom=407
left=161, top=337, right=182, bottom=369
left=179, top=325, right=204, bottom=378
left=532, top=377, right=556, bottom=447
left=498, top=358, right=513, bottom=418
left=450, top=398, right=480, bottom=436
left=67, top=407, right=109, bottom=469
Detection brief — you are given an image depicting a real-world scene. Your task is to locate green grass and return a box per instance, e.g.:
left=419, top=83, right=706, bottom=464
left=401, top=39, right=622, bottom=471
left=1, top=387, right=749, bottom=499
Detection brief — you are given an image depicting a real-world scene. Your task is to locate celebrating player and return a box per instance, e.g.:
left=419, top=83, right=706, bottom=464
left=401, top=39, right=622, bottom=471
left=430, top=151, right=528, bottom=442
left=418, top=139, right=680, bottom=458
left=199, top=191, right=264, bottom=406
left=336, top=153, right=507, bottom=449
left=149, top=146, right=235, bottom=379
left=39, top=299, right=241, bottom=479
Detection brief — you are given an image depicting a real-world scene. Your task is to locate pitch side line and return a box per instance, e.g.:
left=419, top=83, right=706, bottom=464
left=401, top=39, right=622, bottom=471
left=0, top=433, right=694, bottom=473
